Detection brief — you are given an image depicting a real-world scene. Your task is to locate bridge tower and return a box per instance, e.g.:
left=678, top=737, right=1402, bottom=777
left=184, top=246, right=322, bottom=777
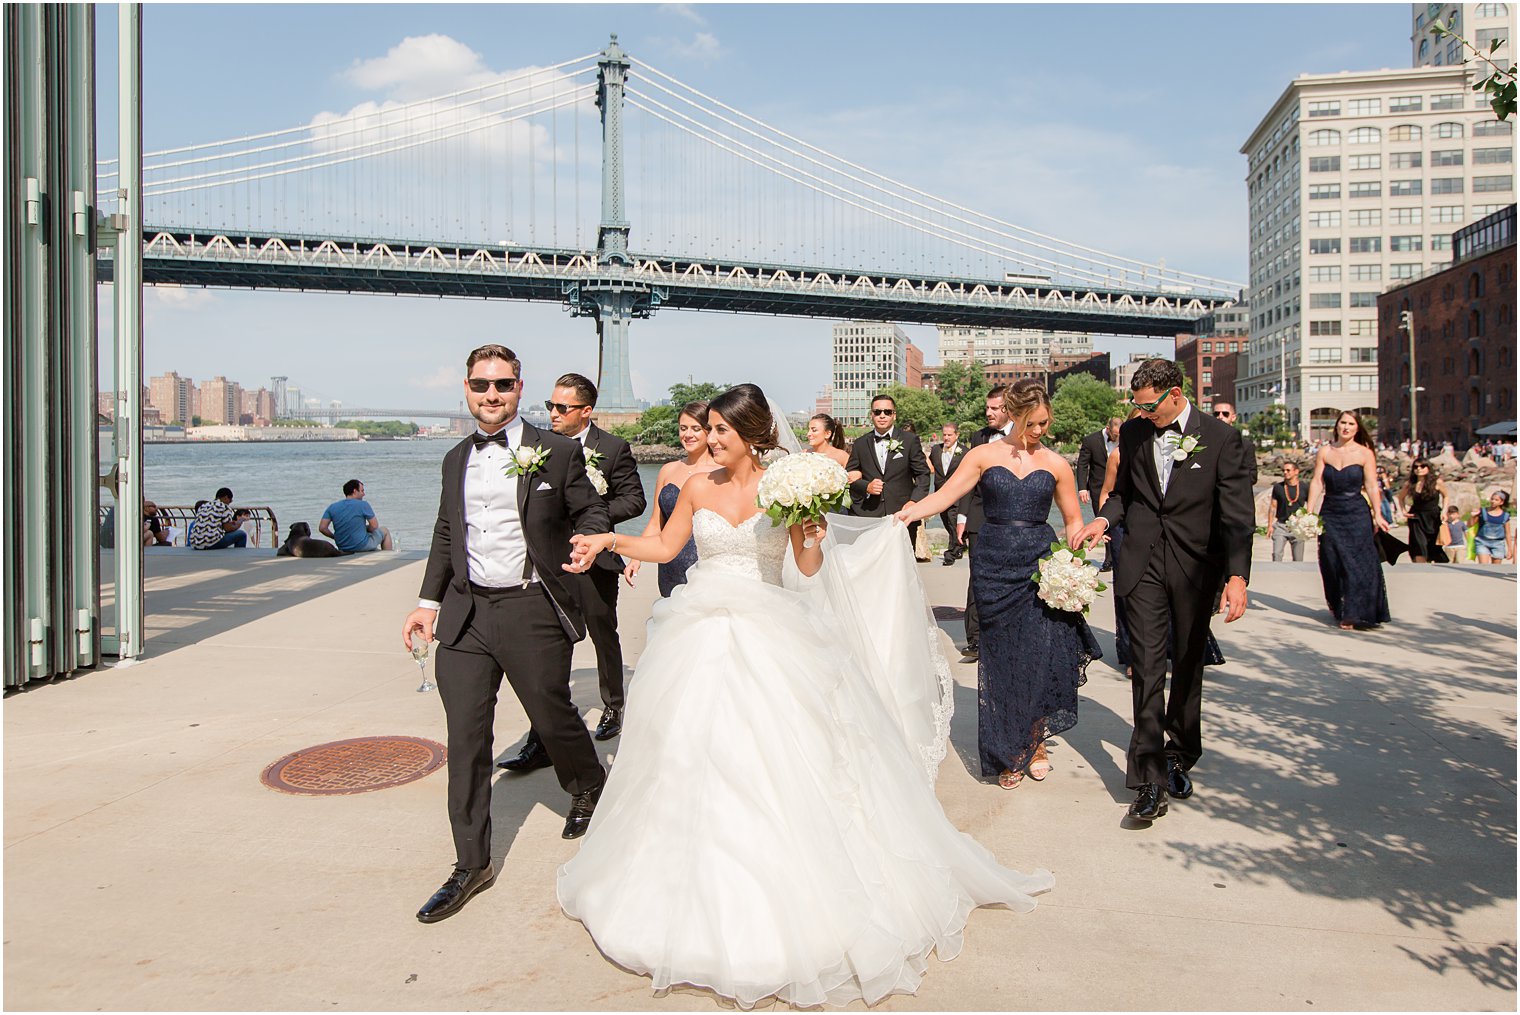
left=572, top=35, right=663, bottom=417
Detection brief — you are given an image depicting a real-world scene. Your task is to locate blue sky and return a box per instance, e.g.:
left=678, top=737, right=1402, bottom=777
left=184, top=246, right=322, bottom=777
left=96, top=3, right=1413, bottom=414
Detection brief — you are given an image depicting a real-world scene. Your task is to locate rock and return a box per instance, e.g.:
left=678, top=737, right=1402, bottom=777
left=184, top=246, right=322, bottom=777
left=631, top=445, right=685, bottom=464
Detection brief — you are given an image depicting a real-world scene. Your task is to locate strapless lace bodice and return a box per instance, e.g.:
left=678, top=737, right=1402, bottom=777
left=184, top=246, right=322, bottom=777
left=692, top=509, right=788, bottom=585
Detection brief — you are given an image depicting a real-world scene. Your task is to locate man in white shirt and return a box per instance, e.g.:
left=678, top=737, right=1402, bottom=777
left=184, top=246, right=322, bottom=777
left=402, top=344, right=610, bottom=924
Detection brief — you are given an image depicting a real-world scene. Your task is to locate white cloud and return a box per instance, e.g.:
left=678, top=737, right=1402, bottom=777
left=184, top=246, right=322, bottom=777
left=652, top=31, right=725, bottom=66
left=147, top=285, right=218, bottom=310
left=343, top=35, right=499, bottom=102
left=660, top=5, right=708, bottom=27
left=412, top=364, right=461, bottom=391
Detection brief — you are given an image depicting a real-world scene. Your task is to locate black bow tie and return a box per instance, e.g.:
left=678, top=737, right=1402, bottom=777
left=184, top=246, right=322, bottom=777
left=1157, top=421, right=1182, bottom=435
left=874, top=432, right=891, bottom=441
left=472, top=430, right=509, bottom=449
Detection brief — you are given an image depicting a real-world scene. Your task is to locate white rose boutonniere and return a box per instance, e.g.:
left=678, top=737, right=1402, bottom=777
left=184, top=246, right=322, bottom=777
left=583, top=448, right=605, bottom=470
left=504, top=445, right=551, bottom=478
left=884, top=438, right=905, bottom=456
left=585, top=465, right=608, bottom=495
left=1164, top=432, right=1206, bottom=463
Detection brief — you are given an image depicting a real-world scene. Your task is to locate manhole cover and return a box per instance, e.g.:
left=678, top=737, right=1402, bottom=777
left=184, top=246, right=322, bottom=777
left=932, top=606, right=965, bottom=621
left=261, top=736, right=446, bottom=796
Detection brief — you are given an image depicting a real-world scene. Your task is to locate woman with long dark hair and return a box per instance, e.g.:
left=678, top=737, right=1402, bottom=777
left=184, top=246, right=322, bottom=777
left=624, top=401, right=718, bottom=597
left=804, top=411, right=850, bottom=469
left=1308, top=410, right=1391, bottom=629
left=1399, top=458, right=1448, bottom=563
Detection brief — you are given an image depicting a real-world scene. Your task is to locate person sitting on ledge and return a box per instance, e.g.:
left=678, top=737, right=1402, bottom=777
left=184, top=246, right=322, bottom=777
left=320, top=479, right=393, bottom=553
left=190, top=488, right=249, bottom=550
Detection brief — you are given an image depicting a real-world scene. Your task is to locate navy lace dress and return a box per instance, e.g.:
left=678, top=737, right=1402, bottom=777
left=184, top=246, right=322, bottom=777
left=971, top=467, right=1100, bottom=778
left=1318, top=463, right=1390, bottom=626
left=657, top=482, right=699, bottom=598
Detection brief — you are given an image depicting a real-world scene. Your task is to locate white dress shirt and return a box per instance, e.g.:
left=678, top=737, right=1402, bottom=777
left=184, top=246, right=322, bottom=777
left=1152, top=401, right=1193, bottom=497
left=939, top=444, right=958, bottom=475
left=872, top=427, right=894, bottom=472
left=417, top=418, right=534, bottom=610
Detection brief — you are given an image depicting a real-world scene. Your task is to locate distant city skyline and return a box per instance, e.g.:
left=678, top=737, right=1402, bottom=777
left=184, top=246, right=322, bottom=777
left=93, top=4, right=1415, bottom=412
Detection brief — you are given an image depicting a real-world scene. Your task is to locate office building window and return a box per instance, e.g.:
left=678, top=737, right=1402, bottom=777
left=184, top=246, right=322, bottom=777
left=1310, top=238, right=1342, bottom=254
left=1308, top=211, right=1341, bottom=228
left=1475, top=147, right=1514, bottom=164
left=1390, top=152, right=1423, bottom=169
left=1308, top=156, right=1341, bottom=172
left=1430, top=93, right=1464, bottom=111
left=1308, top=184, right=1341, bottom=200
left=1309, top=320, right=1342, bottom=336
left=1476, top=28, right=1509, bottom=48
left=1349, top=292, right=1379, bottom=307
left=1309, top=375, right=1344, bottom=391
left=1430, top=234, right=1452, bottom=251
left=1348, top=320, right=1378, bottom=337
left=1348, top=375, right=1377, bottom=391
left=1390, top=263, right=1422, bottom=279
left=1389, top=95, right=1422, bottom=113
left=1347, top=99, right=1381, bottom=117
left=1347, top=125, right=1381, bottom=143
left=1390, top=235, right=1423, bottom=251
left=1475, top=4, right=1508, bottom=18
left=1349, top=236, right=1381, bottom=253
left=1307, top=101, right=1340, bottom=117
left=1390, top=208, right=1423, bottom=224
left=1348, top=154, right=1381, bottom=170
left=1389, top=124, right=1423, bottom=141
left=1349, top=209, right=1382, bottom=226
left=1474, top=119, right=1514, bottom=136
left=1430, top=149, right=1464, bottom=166
left=1474, top=175, right=1514, bottom=192
left=1431, top=121, right=1465, bottom=139
left=1431, top=177, right=1464, bottom=193
left=1309, top=265, right=1342, bottom=282
left=1351, top=264, right=1383, bottom=281
left=1431, top=205, right=1463, bottom=222
left=1309, top=347, right=1341, bottom=363
left=1307, top=129, right=1341, bottom=145
left=1351, top=347, right=1378, bottom=363
left=1389, top=180, right=1423, bottom=196
left=1310, top=292, right=1342, bottom=309
left=1349, top=182, right=1381, bottom=198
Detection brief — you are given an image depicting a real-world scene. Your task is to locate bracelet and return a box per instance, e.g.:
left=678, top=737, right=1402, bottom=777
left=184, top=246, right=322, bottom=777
left=610, top=533, right=618, bottom=554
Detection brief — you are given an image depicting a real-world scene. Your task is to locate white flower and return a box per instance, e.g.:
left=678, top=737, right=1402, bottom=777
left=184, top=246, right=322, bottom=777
left=514, top=447, right=537, bottom=468
left=586, top=465, right=608, bottom=496
left=504, top=444, right=550, bottom=478
left=1172, top=448, right=1188, bottom=462
left=1053, top=548, right=1074, bottom=564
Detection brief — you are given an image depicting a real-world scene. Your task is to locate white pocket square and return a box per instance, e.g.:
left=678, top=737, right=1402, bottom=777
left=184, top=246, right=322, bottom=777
left=1190, top=463, right=1202, bottom=469
left=536, top=481, right=553, bottom=491
left=891, top=451, right=903, bottom=460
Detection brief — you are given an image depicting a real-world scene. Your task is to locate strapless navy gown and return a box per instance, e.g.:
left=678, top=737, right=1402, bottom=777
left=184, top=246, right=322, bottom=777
left=1318, top=463, right=1390, bottom=626
left=970, top=467, right=1100, bottom=778
left=657, top=482, right=699, bottom=598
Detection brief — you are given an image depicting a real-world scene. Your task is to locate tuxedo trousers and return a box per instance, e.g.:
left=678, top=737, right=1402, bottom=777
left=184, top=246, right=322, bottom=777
left=938, top=508, right=962, bottom=552
left=435, top=584, right=605, bottom=870
left=962, top=532, right=980, bottom=647
left=1122, top=542, right=1220, bottom=789
left=570, top=566, right=625, bottom=711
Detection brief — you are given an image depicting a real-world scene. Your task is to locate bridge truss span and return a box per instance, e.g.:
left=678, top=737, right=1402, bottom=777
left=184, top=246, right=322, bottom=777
left=102, top=229, right=1235, bottom=338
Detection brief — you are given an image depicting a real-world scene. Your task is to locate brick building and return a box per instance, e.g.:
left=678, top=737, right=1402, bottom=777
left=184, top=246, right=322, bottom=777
left=1176, top=333, right=1249, bottom=411
left=1378, top=204, right=1516, bottom=448
left=1048, top=351, right=1111, bottom=392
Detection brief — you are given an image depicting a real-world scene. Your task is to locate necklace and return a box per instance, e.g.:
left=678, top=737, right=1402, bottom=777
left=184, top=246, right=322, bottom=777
left=1283, top=479, right=1302, bottom=508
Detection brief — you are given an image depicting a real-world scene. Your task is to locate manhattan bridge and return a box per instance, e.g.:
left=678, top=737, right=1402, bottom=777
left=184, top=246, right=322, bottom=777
left=96, top=36, right=1242, bottom=415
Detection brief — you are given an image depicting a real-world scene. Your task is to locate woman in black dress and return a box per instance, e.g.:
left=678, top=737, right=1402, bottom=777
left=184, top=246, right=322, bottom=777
left=623, top=401, right=718, bottom=596
left=1399, top=458, right=1448, bottom=563
left=1308, top=411, right=1391, bottom=629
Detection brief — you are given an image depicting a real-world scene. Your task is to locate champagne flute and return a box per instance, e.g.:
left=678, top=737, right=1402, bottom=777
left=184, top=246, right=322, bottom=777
left=411, top=638, right=435, bottom=693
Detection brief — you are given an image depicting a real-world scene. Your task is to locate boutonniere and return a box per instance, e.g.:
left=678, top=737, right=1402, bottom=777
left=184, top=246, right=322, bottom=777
left=505, top=445, right=551, bottom=478
left=884, top=438, right=905, bottom=456
left=583, top=448, right=605, bottom=470
left=585, top=465, right=608, bottom=495
left=1165, top=433, right=1206, bottom=463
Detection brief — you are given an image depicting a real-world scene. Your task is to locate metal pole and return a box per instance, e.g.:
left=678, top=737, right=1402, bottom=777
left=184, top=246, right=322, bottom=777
left=113, top=2, right=143, bottom=661
left=1402, top=310, right=1417, bottom=442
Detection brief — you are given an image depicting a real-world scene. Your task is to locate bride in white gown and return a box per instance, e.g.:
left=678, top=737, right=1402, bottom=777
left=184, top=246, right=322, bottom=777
left=558, top=384, right=1053, bottom=1009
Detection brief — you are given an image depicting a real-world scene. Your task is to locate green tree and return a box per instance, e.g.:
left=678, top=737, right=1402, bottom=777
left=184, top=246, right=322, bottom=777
left=933, top=361, right=990, bottom=421
left=1049, top=373, right=1121, bottom=445
left=1431, top=19, right=1516, bottom=120
left=880, top=384, right=946, bottom=437
left=1246, top=404, right=1294, bottom=448
left=668, top=380, right=727, bottom=407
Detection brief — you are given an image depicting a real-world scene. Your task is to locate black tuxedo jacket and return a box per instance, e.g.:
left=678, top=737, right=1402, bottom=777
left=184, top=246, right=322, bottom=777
left=420, top=422, right=610, bottom=645
left=1097, top=406, right=1254, bottom=598
left=956, top=425, right=1005, bottom=535
left=930, top=441, right=966, bottom=491
left=581, top=422, right=646, bottom=571
left=1076, top=430, right=1113, bottom=503
left=846, top=429, right=931, bottom=516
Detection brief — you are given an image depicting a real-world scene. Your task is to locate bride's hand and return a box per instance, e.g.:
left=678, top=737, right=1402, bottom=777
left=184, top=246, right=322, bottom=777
left=801, top=516, right=828, bottom=544
left=891, top=506, right=915, bottom=525
left=623, top=559, right=641, bottom=586
left=565, top=532, right=610, bottom=572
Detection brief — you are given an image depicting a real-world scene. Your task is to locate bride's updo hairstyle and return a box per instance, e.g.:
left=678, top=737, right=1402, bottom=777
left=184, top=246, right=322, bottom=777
left=1006, top=378, right=1051, bottom=426
left=708, top=383, right=782, bottom=455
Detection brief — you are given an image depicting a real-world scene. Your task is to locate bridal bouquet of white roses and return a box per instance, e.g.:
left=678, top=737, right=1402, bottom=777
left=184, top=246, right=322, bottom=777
left=1031, top=540, right=1106, bottom=614
left=1285, top=508, right=1323, bottom=542
left=756, top=452, right=851, bottom=546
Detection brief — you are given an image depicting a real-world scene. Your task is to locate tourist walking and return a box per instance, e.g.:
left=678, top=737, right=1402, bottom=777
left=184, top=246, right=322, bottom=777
left=1267, top=460, right=1308, bottom=561
left=401, top=344, right=610, bottom=925
left=930, top=422, right=967, bottom=562
left=1399, top=458, right=1448, bottom=563
left=190, top=488, right=249, bottom=550
left=1374, top=465, right=1400, bottom=526
left=1073, top=359, right=1254, bottom=823
left=1307, top=411, right=1391, bottom=630
left=624, top=401, right=718, bottom=597
left=319, top=479, right=393, bottom=552
left=899, top=379, right=1100, bottom=789
left=1439, top=506, right=1467, bottom=562
left=954, top=386, right=1013, bottom=661
left=1472, top=490, right=1515, bottom=564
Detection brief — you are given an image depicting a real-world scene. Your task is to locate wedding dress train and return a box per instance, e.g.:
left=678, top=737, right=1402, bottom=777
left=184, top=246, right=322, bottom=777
left=558, top=508, right=1052, bottom=1008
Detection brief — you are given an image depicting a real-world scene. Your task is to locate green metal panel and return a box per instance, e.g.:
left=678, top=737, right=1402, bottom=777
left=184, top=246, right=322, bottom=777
left=113, top=3, right=143, bottom=661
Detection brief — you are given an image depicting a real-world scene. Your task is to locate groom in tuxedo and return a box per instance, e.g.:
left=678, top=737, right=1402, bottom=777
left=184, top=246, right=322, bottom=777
left=402, top=344, right=610, bottom=923
left=846, top=394, right=930, bottom=543
left=1075, top=359, right=1253, bottom=823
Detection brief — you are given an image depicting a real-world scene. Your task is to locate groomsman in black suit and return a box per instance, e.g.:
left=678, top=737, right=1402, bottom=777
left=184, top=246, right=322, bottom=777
left=1076, top=359, right=1253, bottom=824
left=499, top=373, right=645, bottom=765
left=953, top=386, right=1012, bottom=661
left=930, top=422, right=967, bottom=562
left=402, top=345, right=610, bottom=924
left=1076, top=417, right=1122, bottom=570
left=846, top=394, right=931, bottom=545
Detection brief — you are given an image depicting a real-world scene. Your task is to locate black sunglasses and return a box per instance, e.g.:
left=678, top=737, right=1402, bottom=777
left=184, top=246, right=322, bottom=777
left=871, top=408, right=896, bottom=416
left=545, top=400, right=589, bottom=414
left=467, top=377, right=518, bottom=393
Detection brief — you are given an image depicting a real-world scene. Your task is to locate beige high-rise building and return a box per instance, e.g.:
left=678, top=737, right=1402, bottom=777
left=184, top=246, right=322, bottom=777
left=147, top=371, right=194, bottom=425
left=831, top=321, right=910, bottom=425
left=935, top=326, right=1092, bottom=367
left=1235, top=63, right=1515, bottom=438
left=199, top=376, right=243, bottom=425
left=1411, top=3, right=1514, bottom=70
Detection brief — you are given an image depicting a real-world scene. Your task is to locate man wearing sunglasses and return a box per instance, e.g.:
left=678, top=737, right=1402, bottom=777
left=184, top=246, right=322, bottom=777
left=498, top=372, right=643, bottom=753
left=1210, top=401, right=1257, bottom=485
left=1074, top=359, right=1254, bottom=824
left=402, top=344, right=611, bottom=924
left=845, top=394, right=931, bottom=542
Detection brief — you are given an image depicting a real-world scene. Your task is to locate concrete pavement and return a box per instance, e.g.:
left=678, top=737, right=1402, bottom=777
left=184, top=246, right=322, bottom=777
left=4, top=544, right=1515, bottom=1010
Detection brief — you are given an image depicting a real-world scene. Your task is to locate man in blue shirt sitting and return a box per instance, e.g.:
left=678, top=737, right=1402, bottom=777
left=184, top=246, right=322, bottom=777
left=320, top=479, right=393, bottom=553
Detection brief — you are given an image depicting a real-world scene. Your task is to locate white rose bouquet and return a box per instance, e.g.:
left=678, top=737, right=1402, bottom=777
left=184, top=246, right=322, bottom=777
left=756, top=452, right=851, bottom=547
left=1285, top=508, right=1323, bottom=542
left=1031, top=539, right=1106, bottom=614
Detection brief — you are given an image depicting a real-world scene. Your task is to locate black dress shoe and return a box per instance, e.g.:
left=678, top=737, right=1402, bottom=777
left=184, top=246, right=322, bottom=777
left=1166, top=757, right=1194, bottom=800
left=496, top=734, right=552, bottom=772
left=960, top=644, right=979, bottom=662
left=1127, top=783, right=1168, bottom=822
left=593, top=707, right=622, bottom=741
left=416, top=865, right=495, bottom=924
left=562, top=784, right=604, bottom=839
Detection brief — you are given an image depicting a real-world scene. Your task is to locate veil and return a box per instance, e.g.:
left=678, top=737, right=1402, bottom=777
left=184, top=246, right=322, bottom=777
left=769, top=399, right=955, bottom=782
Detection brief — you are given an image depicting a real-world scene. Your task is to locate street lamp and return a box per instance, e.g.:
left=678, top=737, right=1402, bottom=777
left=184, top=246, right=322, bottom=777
left=1400, top=310, right=1417, bottom=440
